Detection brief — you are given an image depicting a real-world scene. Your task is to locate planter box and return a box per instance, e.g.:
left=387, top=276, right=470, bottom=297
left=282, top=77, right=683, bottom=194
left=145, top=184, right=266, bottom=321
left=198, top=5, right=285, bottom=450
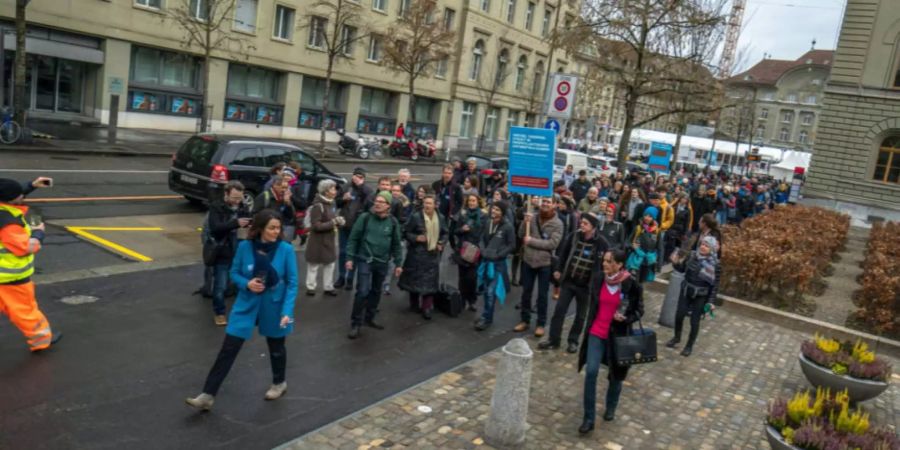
left=765, top=424, right=798, bottom=450
left=798, top=353, right=890, bottom=403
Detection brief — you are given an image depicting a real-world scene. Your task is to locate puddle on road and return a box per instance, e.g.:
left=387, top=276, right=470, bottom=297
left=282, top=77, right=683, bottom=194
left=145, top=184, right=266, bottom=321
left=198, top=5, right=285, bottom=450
left=60, top=295, right=100, bottom=305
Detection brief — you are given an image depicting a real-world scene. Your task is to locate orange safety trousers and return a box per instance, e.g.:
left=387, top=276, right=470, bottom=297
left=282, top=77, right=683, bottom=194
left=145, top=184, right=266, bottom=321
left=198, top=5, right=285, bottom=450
left=0, top=281, right=53, bottom=351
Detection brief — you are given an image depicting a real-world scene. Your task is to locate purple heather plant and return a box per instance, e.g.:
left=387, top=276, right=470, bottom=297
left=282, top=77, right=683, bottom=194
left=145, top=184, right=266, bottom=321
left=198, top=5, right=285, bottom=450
left=849, top=358, right=892, bottom=382
left=791, top=419, right=845, bottom=450
left=767, top=398, right=788, bottom=429
left=801, top=339, right=893, bottom=382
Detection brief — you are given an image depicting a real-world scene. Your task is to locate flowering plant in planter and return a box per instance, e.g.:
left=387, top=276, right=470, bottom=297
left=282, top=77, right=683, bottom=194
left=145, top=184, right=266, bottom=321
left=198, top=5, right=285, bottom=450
left=766, top=387, right=899, bottom=449
left=800, top=335, right=892, bottom=382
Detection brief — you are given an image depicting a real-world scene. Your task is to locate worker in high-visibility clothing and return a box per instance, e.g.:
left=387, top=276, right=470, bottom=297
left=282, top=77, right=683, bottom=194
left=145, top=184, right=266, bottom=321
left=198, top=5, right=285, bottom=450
left=0, top=177, right=61, bottom=352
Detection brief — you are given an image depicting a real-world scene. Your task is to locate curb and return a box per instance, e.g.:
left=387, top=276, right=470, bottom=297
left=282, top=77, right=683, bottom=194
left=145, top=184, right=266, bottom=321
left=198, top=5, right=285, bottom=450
left=647, top=279, right=900, bottom=359
left=34, top=256, right=199, bottom=286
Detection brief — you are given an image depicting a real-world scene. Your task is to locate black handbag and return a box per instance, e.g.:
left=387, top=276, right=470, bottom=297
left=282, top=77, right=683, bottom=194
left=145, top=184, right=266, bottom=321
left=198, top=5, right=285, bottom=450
left=612, top=319, right=658, bottom=366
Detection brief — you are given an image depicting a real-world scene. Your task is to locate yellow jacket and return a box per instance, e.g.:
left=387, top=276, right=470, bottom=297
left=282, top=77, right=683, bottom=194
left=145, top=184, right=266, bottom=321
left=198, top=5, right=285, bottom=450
left=658, top=198, right=675, bottom=231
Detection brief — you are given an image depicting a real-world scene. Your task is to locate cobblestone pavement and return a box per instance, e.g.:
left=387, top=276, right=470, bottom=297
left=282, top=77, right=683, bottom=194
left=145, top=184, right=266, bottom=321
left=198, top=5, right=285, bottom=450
left=280, top=289, right=899, bottom=450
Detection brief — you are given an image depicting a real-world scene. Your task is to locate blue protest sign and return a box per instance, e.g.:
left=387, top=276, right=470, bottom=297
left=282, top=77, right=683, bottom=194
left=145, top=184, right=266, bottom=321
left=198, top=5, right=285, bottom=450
left=507, top=127, right=556, bottom=197
left=543, top=119, right=560, bottom=132
left=647, top=142, right=673, bottom=175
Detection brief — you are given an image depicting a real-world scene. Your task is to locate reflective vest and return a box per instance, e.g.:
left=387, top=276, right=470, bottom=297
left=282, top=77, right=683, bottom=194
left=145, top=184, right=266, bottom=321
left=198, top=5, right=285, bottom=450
left=0, top=204, right=34, bottom=283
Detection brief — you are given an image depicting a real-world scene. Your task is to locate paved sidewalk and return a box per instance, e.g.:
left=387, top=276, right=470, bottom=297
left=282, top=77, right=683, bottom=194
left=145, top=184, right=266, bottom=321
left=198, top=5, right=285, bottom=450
left=280, top=289, right=899, bottom=450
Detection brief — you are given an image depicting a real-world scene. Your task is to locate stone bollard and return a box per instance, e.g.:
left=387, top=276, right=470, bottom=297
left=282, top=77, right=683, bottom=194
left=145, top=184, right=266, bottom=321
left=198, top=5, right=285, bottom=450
left=658, top=270, right=684, bottom=328
left=484, top=338, right=533, bottom=448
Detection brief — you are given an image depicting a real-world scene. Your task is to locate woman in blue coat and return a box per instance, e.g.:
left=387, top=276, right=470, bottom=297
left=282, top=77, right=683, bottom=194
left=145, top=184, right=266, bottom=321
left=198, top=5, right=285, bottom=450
left=186, top=209, right=299, bottom=411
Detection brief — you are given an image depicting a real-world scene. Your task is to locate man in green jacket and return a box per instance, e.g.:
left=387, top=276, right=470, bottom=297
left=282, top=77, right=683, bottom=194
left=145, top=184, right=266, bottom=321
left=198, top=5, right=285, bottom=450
left=345, top=191, right=403, bottom=339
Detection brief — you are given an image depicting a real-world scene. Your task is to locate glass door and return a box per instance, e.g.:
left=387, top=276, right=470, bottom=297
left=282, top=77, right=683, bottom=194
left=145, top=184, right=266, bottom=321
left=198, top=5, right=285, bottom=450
left=35, top=55, right=57, bottom=110
left=57, top=60, right=83, bottom=112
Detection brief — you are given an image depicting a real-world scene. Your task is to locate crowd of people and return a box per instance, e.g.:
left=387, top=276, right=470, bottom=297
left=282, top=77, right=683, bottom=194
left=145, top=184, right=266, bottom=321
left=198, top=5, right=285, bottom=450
left=184, top=158, right=790, bottom=431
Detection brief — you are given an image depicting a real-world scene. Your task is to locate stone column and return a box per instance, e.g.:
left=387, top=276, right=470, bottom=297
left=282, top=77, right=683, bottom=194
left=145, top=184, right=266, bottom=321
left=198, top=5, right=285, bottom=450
left=484, top=338, right=533, bottom=447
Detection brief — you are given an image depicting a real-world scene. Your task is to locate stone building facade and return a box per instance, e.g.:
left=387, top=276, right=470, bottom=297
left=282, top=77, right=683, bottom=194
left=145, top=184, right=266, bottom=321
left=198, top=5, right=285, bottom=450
left=804, top=0, right=900, bottom=222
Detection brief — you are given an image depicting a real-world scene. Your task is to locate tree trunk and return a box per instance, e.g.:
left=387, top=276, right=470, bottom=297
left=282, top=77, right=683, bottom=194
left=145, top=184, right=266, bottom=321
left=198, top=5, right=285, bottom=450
left=671, top=121, right=684, bottom=172
left=407, top=73, right=416, bottom=132
left=201, top=12, right=212, bottom=133
left=319, top=57, right=334, bottom=157
left=616, top=90, right=638, bottom=174
left=13, top=0, right=27, bottom=127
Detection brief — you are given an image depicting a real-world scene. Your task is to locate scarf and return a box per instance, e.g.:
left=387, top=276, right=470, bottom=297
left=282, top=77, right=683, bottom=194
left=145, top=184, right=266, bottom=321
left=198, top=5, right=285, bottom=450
left=464, top=206, right=482, bottom=230
left=642, top=220, right=658, bottom=234
left=697, top=251, right=718, bottom=285
left=424, top=211, right=439, bottom=251
left=251, top=238, right=280, bottom=289
left=604, top=269, right=631, bottom=295
left=317, top=194, right=334, bottom=204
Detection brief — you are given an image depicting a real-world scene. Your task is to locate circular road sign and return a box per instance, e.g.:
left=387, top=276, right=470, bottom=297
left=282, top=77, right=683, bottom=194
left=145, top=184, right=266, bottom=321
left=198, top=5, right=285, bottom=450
left=556, top=81, right=571, bottom=96
left=553, top=96, right=568, bottom=112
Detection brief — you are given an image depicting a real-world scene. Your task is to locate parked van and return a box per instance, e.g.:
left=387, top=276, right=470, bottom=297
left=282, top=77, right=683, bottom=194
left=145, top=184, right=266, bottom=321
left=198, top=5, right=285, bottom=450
left=553, top=149, right=590, bottom=180
left=587, top=156, right=616, bottom=177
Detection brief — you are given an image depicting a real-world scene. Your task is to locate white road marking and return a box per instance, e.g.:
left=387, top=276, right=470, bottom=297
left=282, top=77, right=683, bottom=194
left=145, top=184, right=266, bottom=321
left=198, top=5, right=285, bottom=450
left=0, top=169, right=168, bottom=174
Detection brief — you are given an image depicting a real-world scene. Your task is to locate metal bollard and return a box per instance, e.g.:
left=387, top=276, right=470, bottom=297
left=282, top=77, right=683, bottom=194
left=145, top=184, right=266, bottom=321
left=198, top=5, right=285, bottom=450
left=485, top=338, right=533, bottom=448
left=658, top=270, right=684, bottom=328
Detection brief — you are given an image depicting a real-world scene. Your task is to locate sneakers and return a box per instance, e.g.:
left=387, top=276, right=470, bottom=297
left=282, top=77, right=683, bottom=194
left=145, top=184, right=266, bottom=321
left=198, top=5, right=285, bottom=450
left=474, top=319, right=491, bottom=331
left=214, top=315, right=227, bottom=326
left=680, top=346, right=693, bottom=357
left=534, top=326, right=546, bottom=338
left=513, top=322, right=529, bottom=332
left=264, top=382, right=287, bottom=400
left=348, top=326, right=360, bottom=339
left=185, top=393, right=215, bottom=411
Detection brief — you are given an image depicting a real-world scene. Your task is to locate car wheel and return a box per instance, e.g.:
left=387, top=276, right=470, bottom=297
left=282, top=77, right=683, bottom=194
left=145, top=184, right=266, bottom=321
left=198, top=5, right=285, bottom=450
left=359, top=149, right=370, bottom=159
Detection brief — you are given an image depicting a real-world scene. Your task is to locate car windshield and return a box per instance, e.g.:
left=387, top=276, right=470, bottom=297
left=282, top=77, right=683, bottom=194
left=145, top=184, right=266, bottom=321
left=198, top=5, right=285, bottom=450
left=175, top=137, right=218, bottom=172
left=587, top=158, right=603, bottom=169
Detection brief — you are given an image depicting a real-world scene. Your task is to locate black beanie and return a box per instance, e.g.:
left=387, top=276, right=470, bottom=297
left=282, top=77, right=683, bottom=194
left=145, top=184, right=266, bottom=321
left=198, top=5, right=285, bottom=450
left=0, top=179, right=23, bottom=202
left=493, top=200, right=509, bottom=217
left=581, top=212, right=601, bottom=229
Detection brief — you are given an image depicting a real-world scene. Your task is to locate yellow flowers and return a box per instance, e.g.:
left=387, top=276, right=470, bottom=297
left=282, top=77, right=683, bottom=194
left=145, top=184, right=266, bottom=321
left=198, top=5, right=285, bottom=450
left=851, top=340, right=876, bottom=364
left=833, top=400, right=870, bottom=435
left=781, top=426, right=795, bottom=444
left=786, top=389, right=824, bottom=424
left=815, top=334, right=840, bottom=353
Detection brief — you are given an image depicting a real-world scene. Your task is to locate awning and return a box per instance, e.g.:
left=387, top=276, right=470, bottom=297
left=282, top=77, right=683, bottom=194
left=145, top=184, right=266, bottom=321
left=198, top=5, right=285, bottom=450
left=2, top=35, right=104, bottom=65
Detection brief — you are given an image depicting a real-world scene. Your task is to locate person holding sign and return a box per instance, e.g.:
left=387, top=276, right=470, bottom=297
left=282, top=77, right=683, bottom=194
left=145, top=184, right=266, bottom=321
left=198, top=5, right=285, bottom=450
left=513, top=196, right=563, bottom=337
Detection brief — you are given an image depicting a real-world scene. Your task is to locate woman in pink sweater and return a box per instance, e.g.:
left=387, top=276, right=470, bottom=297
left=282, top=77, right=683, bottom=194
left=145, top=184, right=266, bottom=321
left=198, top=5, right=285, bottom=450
left=577, top=248, right=644, bottom=434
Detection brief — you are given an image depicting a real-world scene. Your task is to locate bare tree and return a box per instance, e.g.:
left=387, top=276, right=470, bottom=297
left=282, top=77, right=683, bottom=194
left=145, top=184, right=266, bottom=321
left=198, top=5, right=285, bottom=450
left=166, top=0, right=255, bottom=132
left=13, top=0, right=28, bottom=127
left=555, top=0, right=729, bottom=172
left=301, top=0, right=369, bottom=155
left=382, top=0, right=455, bottom=130
left=474, top=48, right=512, bottom=153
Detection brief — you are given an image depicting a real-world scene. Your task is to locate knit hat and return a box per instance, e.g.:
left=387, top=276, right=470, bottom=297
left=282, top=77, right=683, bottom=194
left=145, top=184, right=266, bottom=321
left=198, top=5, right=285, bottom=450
left=581, top=212, right=601, bottom=229
left=606, top=203, right=616, bottom=214
left=376, top=191, right=393, bottom=204
left=492, top=200, right=509, bottom=217
left=0, top=179, right=23, bottom=202
left=353, top=167, right=367, bottom=177
left=643, top=206, right=659, bottom=221
left=701, top=235, right=720, bottom=251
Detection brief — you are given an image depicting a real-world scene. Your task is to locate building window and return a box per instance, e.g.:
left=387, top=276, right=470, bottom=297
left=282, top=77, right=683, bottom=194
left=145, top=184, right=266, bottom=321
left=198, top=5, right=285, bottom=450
left=443, top=8, right=456, bottom=30
left=759, top=108, right=768, bottom=119
left=409, top=97, right=439, bottom=138
left=435, top=56, right=448, bottom=78
left=755, top=124, right=765, bottom=139
left=507, top=110, right=518, bottom=136
left=128, top=46, right=202, bottom=116
left=874, top=135, right=900, bottom=183
left=542, top=7, right=553, bottom=37
left=811, top=78, right=821, bottom=86
left=894, top=65, right=900, bottom=88
left=399, top=0, right=411, bottom=14
left=190, top=0, right=208, bottom=20
left=532, top=60, right=544, bottom=96
left=779, top=128, right=789, bottom=141
left=801, top=112, right=813, bottom=125
left=373, top=0, right=386, bottom=12
left=564, top=14, right=572, bottom=29
left=804, top=94, right=816, bottom=104
left=225, top=64, right=283, bottom=124
left=495, top=49, right=509, bottom=87
left=760, top=91, right=774, bottom=101
left=480, top=0, right=489, bottom=12
left=798, top=130, right=808, bottom=144
left=308, top=16, right=327, bottom=48
left=506, top=0, right=516, bottom=23
left=515, top=55, right=527, bottom=91
left=135, top=0, right=162, bottom=9
left=357, top=87, right=396, bottom=135
left=367, top=35, right=383, bottom=62
left=460, top=102, right=476, bottom=138
left=340, top=26, right=357, bottom=56
left=781, top=110, right=793, bottom=123
left=525, top=2, right=535, bottom=30
left=786, top=93, right=797, bottom=103
left=299, top=77, right=347, bottom=130
left=470, top=40, right=484, bottom=81
left=233, top=0, right=258, bottom=33
left=273, top=5, right=295, bottom=40
left=485, top=107, right=499, bottom=139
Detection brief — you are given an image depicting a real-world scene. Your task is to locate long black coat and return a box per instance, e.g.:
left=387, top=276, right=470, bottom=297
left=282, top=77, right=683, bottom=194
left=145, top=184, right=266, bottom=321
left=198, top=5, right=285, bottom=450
left=577, top=272, right=644, bottom=382
left=398, top=211, right=448, bottom=294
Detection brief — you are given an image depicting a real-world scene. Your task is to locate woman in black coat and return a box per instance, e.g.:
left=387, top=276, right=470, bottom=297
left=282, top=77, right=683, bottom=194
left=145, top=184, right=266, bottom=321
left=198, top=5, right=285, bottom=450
left=577, top=248, right=644, bottom=434
left=398, top=195, right=448, bottom=319
left=452, top=193, right=486, bottom=311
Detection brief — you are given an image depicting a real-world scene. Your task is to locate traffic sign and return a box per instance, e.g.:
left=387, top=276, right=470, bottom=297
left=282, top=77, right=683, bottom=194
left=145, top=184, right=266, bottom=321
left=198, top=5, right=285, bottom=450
left=544, top=118, right=560, bottom=132
left=546, top=73, right=578, bottom=120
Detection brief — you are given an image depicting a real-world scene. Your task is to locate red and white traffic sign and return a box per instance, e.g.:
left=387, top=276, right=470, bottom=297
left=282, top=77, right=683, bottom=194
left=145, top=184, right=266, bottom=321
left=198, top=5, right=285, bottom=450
left=546, top=73, right=578, bottom=120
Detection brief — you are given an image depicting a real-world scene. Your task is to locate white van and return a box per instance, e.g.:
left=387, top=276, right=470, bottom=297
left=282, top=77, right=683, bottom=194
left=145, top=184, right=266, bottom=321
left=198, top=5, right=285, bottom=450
left=553, top=149, right=591, bottom=181
left=588, top=156, right=616, bottom=177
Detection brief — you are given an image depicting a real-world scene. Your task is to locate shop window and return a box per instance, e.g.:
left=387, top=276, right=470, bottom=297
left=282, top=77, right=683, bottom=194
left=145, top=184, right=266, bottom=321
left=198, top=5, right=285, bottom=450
left=873, top=135, right=900, bottom=184
left=408, top=97, right=439, bottom=138
left=128, top=46, right=202, bottom=117
left=225, top=64, right=283, bottom=124
left=299, top=77, right=347, bottom=130
left=357, top=87, right=397, bottom=135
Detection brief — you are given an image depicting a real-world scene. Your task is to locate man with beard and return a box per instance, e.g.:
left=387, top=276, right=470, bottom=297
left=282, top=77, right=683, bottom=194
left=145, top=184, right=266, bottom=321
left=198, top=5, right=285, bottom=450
left=513, top=196, right=563, bottom=337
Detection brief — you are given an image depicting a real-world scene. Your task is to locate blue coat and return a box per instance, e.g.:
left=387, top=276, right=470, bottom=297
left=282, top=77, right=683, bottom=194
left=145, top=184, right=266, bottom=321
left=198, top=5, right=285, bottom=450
left=227, top=240, right=299, bottom=339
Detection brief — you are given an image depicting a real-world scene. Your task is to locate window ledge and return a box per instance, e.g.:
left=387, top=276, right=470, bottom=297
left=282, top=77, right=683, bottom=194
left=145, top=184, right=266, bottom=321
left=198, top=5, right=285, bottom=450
left=272, top=37, right=294, bottom=45
left=365, top=59, right=382, bottom=65
left=133, top=4, right=164, bottom=14
left=372, top=7, right=388, bottom=15
left=232, top=27, right=258, bottom=37
left=435, top=74, right=446, bottom=80
left=306, top=44, right=326, bottom=52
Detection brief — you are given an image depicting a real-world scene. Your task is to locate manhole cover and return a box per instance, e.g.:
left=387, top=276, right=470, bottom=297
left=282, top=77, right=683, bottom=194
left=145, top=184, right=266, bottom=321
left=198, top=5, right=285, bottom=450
left=60, top=295, right=99, bottom=305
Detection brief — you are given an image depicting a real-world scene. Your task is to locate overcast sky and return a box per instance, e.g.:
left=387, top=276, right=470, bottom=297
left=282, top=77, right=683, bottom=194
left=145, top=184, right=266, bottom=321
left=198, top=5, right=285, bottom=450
left=732, top=0, right=847, bottom=73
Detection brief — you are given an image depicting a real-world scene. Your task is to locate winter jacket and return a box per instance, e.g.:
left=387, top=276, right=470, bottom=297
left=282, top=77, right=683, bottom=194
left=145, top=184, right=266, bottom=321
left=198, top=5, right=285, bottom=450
left=253, top=189, right=296, bottom=226
left=452, top=207, right=486, bottom=267
left=670, top=205, right=693, bottom=238
left=207, top=201, right=249, bottom=263
left=346, top=211, right=403, bottom=266
left=518, top=213, right=563, bottom=269
left=305, top=195, right=339, bottom=265
left=227, top=240, right=298, bottom=339
left=337, top=182, right=374, bottom=231
left=432, top=179, right=464, bottom=218
left=658, top=199, right=675, bottom=231
left=577, top=197, right=603, bottom=215
left=570, top=179, right=592, bottom=203
left=555, top=229, right=609, bottom=286
left=398, top=210, right=448, bottom=294
left=578, top=273, right=644, bottom=381
left=597, top=220, right=626, bottom=250
left=480, top=217, right=516, bottom=261
left=673, top=251, right=721, bottom=306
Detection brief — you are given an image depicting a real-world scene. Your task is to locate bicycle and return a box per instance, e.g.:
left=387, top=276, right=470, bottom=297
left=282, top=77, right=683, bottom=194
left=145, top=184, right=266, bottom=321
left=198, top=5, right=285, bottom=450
left=0, top=108, right=21, bottom=144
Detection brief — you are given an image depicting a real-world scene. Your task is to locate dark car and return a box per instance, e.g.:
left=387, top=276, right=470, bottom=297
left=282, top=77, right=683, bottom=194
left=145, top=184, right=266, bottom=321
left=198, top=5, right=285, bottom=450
left=465, top=154, right=509, bottom=176
left=169, top=134, right=345, bottom=210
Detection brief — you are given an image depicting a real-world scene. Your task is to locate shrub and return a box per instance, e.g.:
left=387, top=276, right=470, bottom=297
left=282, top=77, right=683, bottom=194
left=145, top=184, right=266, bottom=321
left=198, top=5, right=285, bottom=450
left=800, top=335, right=892, bottom=382
left=853, top=221, right=900, bottom=337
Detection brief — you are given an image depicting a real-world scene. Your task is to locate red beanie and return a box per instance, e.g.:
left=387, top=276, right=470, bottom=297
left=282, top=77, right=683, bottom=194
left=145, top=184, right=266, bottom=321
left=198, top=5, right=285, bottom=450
left=606, top=203, right=616, bottom=213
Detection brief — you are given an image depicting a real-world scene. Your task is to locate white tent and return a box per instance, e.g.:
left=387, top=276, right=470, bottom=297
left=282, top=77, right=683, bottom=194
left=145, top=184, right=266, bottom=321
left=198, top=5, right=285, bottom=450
left=770, top=150, right=812, bottom=181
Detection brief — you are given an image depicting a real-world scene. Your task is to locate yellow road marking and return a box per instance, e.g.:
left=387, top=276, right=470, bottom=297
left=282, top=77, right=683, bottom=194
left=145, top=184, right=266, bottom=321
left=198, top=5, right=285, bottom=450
left=27, top=195, right=181, bottom=203
left=66, top=226, right=162, bottom=262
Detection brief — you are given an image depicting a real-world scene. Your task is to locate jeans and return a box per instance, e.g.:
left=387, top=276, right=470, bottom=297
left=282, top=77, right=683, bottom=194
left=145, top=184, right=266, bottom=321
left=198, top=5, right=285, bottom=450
left=480, top=259, right=507, bottom=324
left=674, top=286, right=706, bottom=347
left=306, top=262, right=336, bottom=291
left=655, top=230, right=667, bottom=272
left=350, top=259, right=389, bottom=327
left=211, top=262, right=230, bottom=315
left=458, top=264, right=479, bottom=306
left=337, top=229, right=354, bottom=284
left=548, top=283, right=590, bottom=345
left=520, top=264, right=552, bottom=326
left=582, top=335, right=624, bottom=423
left=202, top=333, right=286, bottom=396
left=716, top=210, right=727, bottom=228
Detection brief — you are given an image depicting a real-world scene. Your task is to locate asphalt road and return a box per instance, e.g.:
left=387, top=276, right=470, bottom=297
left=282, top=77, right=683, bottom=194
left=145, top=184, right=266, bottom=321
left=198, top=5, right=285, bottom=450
left=1, top=151, right=445, bottom=275
left=0, top=263, right=536, bottom=450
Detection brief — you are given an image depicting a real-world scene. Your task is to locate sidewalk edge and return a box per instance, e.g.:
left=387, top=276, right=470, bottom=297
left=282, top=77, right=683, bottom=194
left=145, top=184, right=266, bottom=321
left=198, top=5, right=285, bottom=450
left=34, top=256, right=199, bottom=286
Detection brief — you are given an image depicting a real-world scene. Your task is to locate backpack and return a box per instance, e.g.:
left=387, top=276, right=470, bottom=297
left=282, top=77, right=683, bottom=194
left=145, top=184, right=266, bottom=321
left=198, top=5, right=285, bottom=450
left=303, top=202, right=325, bottom=229
left=357, top=212, right=400, bottom=263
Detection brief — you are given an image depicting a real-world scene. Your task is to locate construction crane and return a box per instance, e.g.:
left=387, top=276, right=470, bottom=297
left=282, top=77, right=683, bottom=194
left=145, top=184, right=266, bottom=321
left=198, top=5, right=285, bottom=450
left=719, top=0, right=745, bottom=78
